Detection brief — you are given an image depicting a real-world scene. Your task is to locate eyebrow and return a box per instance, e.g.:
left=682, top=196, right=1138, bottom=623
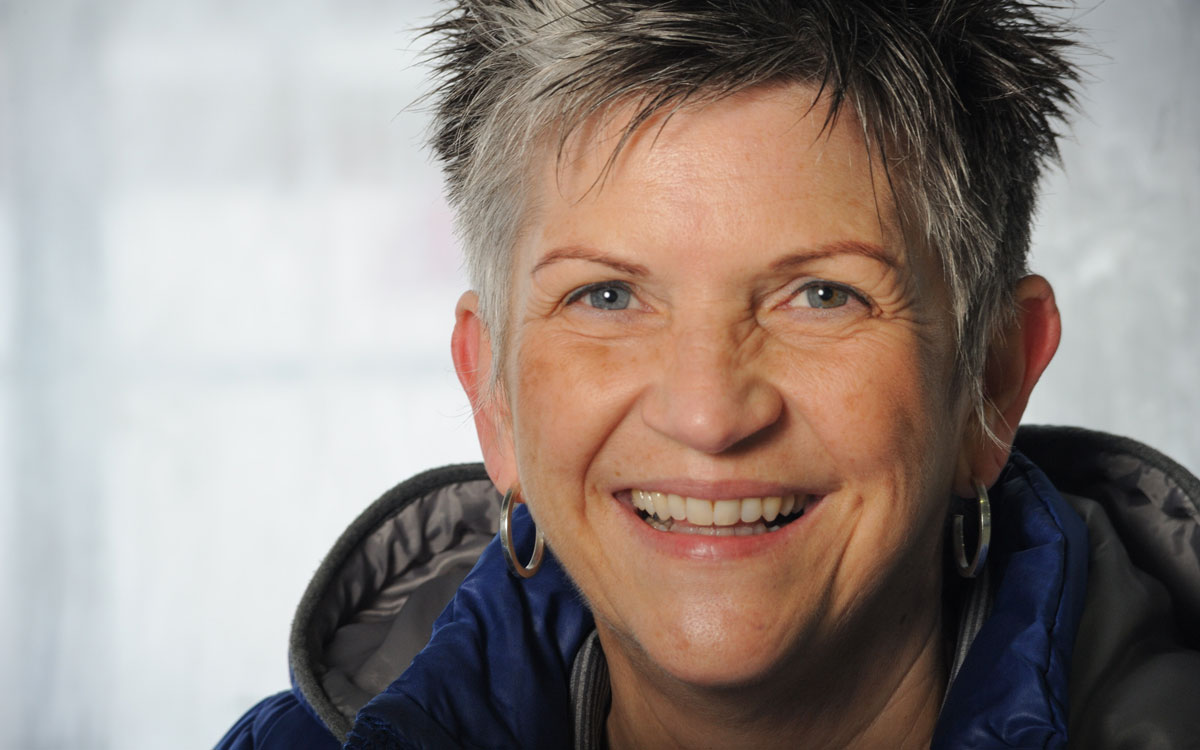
left=768, top=240, right=900, bottom=272
left=532, top=246, right=650, bottom=277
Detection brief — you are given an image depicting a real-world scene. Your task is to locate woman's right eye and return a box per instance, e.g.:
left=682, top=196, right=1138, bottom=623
left=566, top=282, right=634, bottom=311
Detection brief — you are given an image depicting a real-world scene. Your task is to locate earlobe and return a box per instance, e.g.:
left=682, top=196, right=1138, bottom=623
left=958, top=275, right=1061, bottom=493
left=451, top=291, right=519, bottom=492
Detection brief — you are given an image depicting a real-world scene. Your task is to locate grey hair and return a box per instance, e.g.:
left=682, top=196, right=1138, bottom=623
left=423, top=0, right=1080, bottom=432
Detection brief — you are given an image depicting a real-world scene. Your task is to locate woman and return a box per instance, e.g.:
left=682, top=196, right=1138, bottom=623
left=220, top=1, right=1200, bottom=748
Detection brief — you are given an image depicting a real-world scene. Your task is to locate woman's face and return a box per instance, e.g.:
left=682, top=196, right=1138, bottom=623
left=477, top=85, right=973, bottom=687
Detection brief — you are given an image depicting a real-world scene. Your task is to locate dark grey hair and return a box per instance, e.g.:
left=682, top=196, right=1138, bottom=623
left=423, top=0, right=1080, bottom=428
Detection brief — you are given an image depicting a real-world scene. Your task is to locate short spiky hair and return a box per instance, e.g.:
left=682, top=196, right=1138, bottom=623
left=424, top=0, right=1079, bottom=424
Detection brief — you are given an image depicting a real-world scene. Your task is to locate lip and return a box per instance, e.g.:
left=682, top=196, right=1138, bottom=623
left=610, top=486, right=825, bottom=561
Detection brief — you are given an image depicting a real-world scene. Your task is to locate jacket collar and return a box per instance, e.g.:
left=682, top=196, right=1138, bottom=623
left=345, top=502, right=594, bottom=748
left=933, top=449, right=1089, bottom=749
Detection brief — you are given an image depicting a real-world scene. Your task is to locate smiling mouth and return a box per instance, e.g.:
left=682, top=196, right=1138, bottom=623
left=628, top=490, right=819, bottom=536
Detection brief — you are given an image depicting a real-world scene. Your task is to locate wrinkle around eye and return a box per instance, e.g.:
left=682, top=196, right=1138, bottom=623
left=553, top=294, right=671, bottom=349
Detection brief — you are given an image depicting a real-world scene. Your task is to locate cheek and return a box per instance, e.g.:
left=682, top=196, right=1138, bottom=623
left=792, top=338, right=959, bottom=613
left=506, top=330, right=647, bottom=507
left=794, top=330, right=959, bottom=493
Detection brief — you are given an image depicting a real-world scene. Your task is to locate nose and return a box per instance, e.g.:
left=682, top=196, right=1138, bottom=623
left=640, top=324, right=784, bottom=454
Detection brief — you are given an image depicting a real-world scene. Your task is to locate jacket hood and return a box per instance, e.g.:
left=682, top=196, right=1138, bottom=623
left=288, top=463, right=505, bottom=741
left=286, top=426, right=1200, bottom=747
left=1016, top=427, right=1200, bottom=747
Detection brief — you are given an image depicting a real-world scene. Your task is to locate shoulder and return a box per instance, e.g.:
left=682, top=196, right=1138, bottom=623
left=215, top=691, right=341, bottom=750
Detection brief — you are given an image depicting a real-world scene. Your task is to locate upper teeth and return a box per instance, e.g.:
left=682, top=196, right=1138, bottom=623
left=631, top=490, right=808, bottom=526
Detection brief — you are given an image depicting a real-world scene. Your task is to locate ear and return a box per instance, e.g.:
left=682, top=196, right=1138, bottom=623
left=956, top=275, right=1061, bottom=494
left=451, top=291, right=518, bottom=492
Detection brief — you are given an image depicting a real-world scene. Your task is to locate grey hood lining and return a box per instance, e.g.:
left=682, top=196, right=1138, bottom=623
left=288, top=463, right=497, bottom=742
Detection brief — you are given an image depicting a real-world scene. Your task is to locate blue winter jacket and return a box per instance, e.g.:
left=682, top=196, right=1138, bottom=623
left=217, top=426, right=1200, bottom=748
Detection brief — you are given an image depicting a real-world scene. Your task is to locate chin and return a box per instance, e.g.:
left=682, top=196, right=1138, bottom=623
left=607, top=593, right=817, bottom=690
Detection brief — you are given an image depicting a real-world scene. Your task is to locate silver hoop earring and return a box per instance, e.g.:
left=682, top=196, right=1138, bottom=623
left=500, top=486, right=545, bottom=579
left=953, top=480, right=992, bottom=579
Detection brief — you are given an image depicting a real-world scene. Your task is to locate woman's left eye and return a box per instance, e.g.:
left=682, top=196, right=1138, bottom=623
left=566, top=282, right=634, bottom=311
left=787, top=281, right=862, bottom=310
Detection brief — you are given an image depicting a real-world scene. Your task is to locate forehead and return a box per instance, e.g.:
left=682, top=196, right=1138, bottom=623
left=521, top=84, right=913, bottom=270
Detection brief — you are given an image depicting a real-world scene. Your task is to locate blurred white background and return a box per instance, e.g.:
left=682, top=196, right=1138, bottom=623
left=0, top=0, right=1195, bottom=747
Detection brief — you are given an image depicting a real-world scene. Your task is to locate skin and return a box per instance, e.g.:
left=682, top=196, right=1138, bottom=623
left=452, top=85, right=1061, bottom=749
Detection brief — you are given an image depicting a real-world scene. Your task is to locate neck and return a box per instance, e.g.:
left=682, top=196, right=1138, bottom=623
left=601, top=605, right=946, bottom=750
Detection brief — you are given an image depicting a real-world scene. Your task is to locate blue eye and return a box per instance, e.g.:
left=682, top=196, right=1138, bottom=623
left=803, top=283, right=850, bottom=309
left=568, top=282, right=633, bottom=311
left=785, top=281, right=865, bottom=311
